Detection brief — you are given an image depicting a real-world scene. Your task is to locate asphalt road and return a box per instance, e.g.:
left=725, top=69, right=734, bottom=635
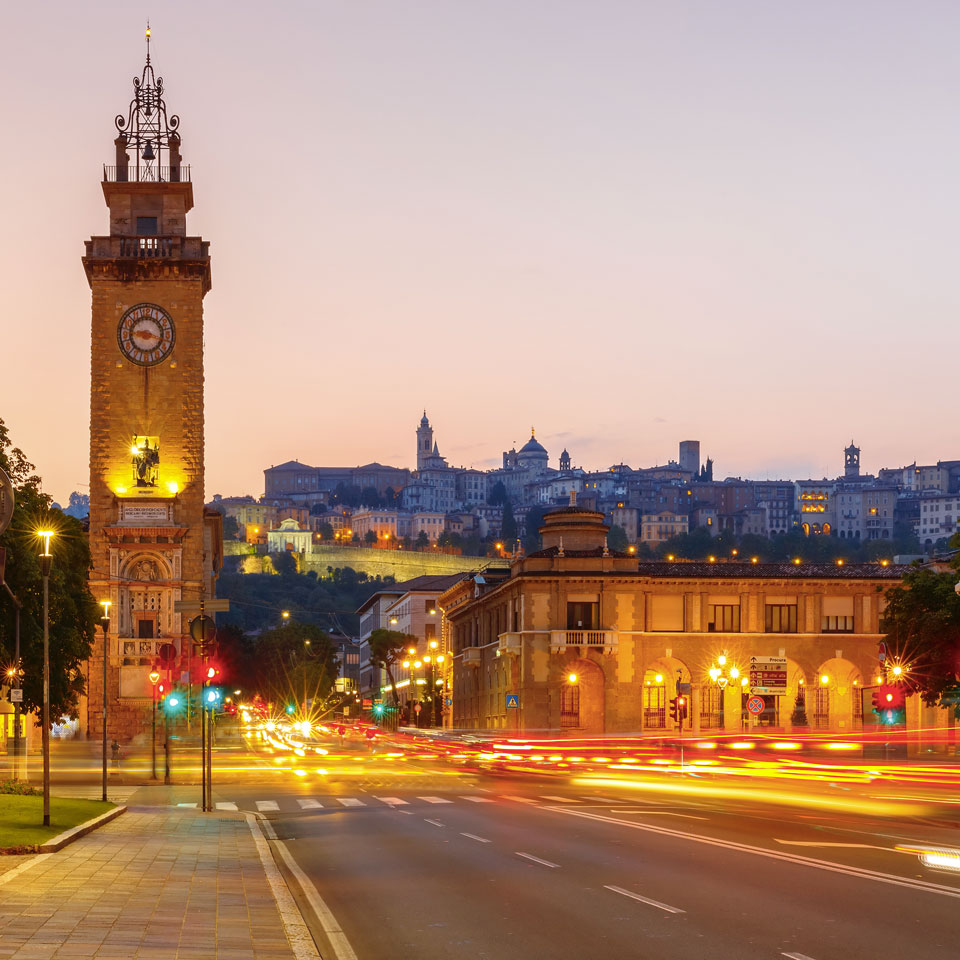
left=228, top=762, right=960, bottom=960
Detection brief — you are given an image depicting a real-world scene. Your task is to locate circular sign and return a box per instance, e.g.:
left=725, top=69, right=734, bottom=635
left=117, top=303, right=176, bottom=366
left=158, top=642, right=177, bottom=663
left=189, top=616, right=217, bottom=644
left=0, top=467, right=14, bottom=537
left=414, top=703, right=422, bottom=713
left=746, top=695, right=766, bottom=715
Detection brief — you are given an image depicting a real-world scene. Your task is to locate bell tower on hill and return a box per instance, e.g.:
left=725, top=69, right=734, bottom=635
left=82, top=29, right=221, bottom=740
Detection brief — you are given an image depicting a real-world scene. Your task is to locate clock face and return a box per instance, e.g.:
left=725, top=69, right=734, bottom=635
left=117, top=303, right=176, bottom=366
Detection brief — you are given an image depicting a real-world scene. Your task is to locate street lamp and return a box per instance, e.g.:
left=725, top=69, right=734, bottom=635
left=149, top=669, right=160, bottom=779
left=36, top=529, right=54, bottom=827
left=99, top=600, right=111, bottom=802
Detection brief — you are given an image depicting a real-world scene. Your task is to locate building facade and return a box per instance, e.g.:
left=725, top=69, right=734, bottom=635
left=440, top=504, right=904, bottom=734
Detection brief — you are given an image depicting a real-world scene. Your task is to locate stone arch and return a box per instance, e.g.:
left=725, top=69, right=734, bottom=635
left=641, top=655, right=690, bottom=731
left=813, top=657, right=863, bottom=732
left=555, top=657, right=605, bottom=733
left=119, top=551, right=172, bottom=583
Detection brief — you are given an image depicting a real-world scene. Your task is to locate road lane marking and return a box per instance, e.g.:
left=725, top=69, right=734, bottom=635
left=256, top=800, right=280, bottom=812
left=265, top=824, right=356, bottom=960
left=337, top=798, right=365, bottom=807
left=580, top=795, right=625, bottom=803
left=502, top=795, right=539, bottom=804
left=782, top=953, right=819, bottom=960
left=297, top=799, right=323, bottom=809
left=418, top=796, right=453, bottom=804
left=177, top=802, right=198, bottom=808
left=424, top=818, right=445, bottom=827
left=541, top=795, right=579, bottom=803
left=604, top=885, right=685, bottom=914
left=627, top=811, right=708, bottom=820
left=551, top=807, right=960, bottom=900
left=376, top=797, right=409, bottom=806
left=516, top=852, right=560, bottom=868
left=774, top=840, right=885, bottom=850
left=461, top=832, right=491, bottom=843
left=215, top=802, right=239, bottom=811
left=461, top=796, right=494, bottom=802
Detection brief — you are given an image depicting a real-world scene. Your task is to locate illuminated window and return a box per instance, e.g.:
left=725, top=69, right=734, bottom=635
left=560, top=684, right=580, bottom=727
left=765, top=604, right=798, bottom=633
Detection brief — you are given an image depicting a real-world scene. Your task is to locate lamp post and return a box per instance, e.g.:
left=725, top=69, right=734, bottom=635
left=149, top=669, right=160, bottom=779
left=707, top=653, right=748, bottom=731
left=37, top=530, right=54, bottom=827
left=98, top=601, right=111, bottom=803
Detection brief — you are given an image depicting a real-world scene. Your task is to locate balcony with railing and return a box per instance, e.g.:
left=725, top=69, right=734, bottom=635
left=85, top=235, right=209, bottom=260
left=103, top=164, right=191, bottom=183
left=550, top=629, right=618, bottom=651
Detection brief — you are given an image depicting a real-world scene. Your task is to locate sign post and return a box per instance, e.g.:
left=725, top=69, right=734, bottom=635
left=749, top=657, right=788, bottom=696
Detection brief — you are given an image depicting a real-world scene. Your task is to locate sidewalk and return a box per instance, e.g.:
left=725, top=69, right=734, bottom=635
left=0, top=806, right=319, bottom=960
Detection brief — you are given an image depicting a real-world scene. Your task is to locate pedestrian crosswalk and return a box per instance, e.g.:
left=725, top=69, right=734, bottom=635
left=191, top=793, right=626, bottom=814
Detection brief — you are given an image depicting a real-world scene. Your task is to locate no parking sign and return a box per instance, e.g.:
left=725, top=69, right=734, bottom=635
left=746, top=695, right=766, bottom=715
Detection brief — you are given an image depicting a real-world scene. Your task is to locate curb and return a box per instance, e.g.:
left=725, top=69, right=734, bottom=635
left=39, top=805, right=127, bottom=852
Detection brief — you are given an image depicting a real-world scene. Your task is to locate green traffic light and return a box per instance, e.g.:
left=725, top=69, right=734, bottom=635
left=285, top=704, right=295, bottom=715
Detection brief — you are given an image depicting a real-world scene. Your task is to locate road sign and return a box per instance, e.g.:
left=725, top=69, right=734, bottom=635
left=10, top=688, right=22, bottom=703
left=174, top=599, right=231, bottom=614
left=0, top=468, right=13, bottom=537
left=505, top=694, right=520, bottom=709
left=746, top=695, right=765, bottom=715
left=189, top=616, right=216, bottom=643
left=446, top=698, right=453, bottom=706
left=749, top=656, right=788, bottom=695
left=414, top=703, right=422, bottom=714
left=158, top=642, right=177, bottom=663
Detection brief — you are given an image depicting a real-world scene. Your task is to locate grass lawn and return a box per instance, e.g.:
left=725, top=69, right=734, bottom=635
left=0, top=796, right=114, bottom=851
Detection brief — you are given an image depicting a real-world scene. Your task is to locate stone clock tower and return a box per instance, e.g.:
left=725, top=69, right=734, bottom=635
left=82, top=32, right=220, bottom=740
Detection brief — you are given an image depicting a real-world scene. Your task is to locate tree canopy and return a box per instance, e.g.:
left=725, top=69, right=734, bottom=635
left=0, top=418, right=96, bottom=720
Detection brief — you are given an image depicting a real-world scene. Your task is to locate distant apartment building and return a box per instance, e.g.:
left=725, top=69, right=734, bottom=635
left=641, top=511, right=689, bottom=543
left=609, top=506, right=640, bottom=544
left=917, top=493, right=960, bottom=548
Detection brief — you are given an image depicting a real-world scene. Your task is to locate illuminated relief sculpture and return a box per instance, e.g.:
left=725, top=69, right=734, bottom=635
left=131, top=436, right=160, bottom=487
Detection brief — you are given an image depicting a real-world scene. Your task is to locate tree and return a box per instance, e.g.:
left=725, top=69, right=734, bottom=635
left=0, top=418, right=96, bottom=721
left=607, top=524, right=629, bottom=553
left=254, top=621, right=338, bottom=709
left=501, top=502, right=517, bottom=545
left=437, top=531, right=452, bottom=548
left=222, top=514, right=240, bottom=540
left=368, top=628, right=415, bottom=710
left=790, top=691, right=808, bottom=727
left=364, top=530, right=377, bottom=546
left=272, top=551, right=298, bottom=577
left=488, top=481, right=507, bottom=506
left=360, top=486, right=382, bottom=508
left=881, top=552, right=960, bottom=714
left=317, top=521, right=334, bottom=541
left=522, top=505, right=547, bottom=554
left=416, top=530, right=429, bottom=550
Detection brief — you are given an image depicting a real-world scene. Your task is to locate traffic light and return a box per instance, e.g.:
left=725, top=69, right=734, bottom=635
left=872, top=684, right=906, bottom=725
left=678, top=696, right=688, bottom=721
left=163, top=691, right=183, bottom=715
left=372, top=703, right=385, bottom=718
left=285, top=703, right=295, bottom=715
left=669, top=698, right=679, bottom=722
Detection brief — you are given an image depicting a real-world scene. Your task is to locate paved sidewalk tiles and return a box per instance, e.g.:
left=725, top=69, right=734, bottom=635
left=0, top=807, right=317, bottom=959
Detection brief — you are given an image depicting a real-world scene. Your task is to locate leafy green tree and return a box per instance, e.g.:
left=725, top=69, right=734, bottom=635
left=360, top=486, right=382, bottom=508
left=255, top=621, right=338, bottom=708
left=488, top=481, right=508, bottom=506
left=607, top=524, right=629, bottom=552
left=416, top=530, right=429, bottom=550
left=501, top=502, right=517, bottom=545
left=222, top=514, right=240, bottom=540
left=881, top=550, right=960, bottom=713
left=317, top=521, right=334, bottom=541
left=364, top=530, right=377, bottom=545
left=437, top=531, right=452, bottom=547
left=272, top=550, right=298, bottom=576
left=0, top=418, right=96, bottom=721
left=368, top=628, right=415, bottom=709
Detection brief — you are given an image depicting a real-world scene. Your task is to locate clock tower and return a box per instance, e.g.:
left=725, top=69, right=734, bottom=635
left=82, top=31, right=220, bottom=740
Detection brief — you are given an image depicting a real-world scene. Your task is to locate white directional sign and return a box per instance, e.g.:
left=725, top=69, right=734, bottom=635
left=749, top=656, right=788, bottom=696
left=173, top=599, right=231, bottom=614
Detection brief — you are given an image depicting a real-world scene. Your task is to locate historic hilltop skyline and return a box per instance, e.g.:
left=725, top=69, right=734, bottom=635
left=3, top=3, right=959, bottom=504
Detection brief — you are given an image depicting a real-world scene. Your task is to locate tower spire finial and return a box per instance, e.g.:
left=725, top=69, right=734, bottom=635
left=145, top=21, right=151, bottom=64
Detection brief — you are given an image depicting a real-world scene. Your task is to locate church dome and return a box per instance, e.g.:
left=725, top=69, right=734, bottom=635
left=519, top=431, right=547, bottom=458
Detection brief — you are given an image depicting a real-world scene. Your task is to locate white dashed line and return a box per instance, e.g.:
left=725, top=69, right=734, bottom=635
left=460, top=796, right=494, bottom=802
left=424, top=818, right=445, bottom=827
left=782, top=953, right=819, bottom=960
left=604, top=885, right=685, bottom=914
left=461, top=832, right=491, bottom=843
left=541, top=795, right=579, bottom=803
left=516, top=852, right=560, bottom=868
left=418, top=796, right=453, bottom=804
left=502, top=795, right=539, bottom=804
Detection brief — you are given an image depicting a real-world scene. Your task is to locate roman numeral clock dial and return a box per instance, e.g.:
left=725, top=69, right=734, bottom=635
left=117, top=303, right=176, bottom=365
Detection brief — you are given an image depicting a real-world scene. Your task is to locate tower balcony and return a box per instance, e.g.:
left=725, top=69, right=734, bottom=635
left=103, top=164, right=191, bottom=183
left=84, top=235, right=209, bottom=260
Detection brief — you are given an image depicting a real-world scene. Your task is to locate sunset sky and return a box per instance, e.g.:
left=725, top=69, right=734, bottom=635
left=1, top=1, right=957, bottom=504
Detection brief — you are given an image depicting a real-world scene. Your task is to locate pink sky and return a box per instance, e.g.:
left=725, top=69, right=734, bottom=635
left=1, top=2, right=957, bottom=504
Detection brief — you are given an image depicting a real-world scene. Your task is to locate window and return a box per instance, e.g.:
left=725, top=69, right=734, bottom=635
left=822, top=615, right=854, bottom=633
left=560, top=684, right=580, bottom=727
left=424, top=623, right=436, bottom=641
left=700, top=685, right=724, bottom=728
left=643, top=686, right=666, bottom=729
left=567, top=602, right=598, bottom=630
left=649, top=595, right=684, bottom=632
left=813, top=687, right=830, bottom=729
left=708, top=605, right=740, bottom=632
left=136, top=216, right=158, bottom=235
left=765, top=604, right=797, bottom=633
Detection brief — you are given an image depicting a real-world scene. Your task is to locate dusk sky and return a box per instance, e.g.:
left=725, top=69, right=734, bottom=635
left=2, top=1, right=958, bottom=504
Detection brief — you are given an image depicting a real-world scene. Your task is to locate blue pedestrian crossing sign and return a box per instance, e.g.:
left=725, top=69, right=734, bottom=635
left=505, top=694, right=520, bottom=709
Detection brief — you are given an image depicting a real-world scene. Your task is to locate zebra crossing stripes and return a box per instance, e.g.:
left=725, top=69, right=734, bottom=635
left=418, top=796, right=453, bottom=804
left=297, top=798, right=323, bottom=809
left=183, top=793, right=600, bottom=813
left=215, top=802, right=238, bottom=811
left=255, top=800, right=279, bottom=811
left=460, top=796, right=494, bottom=803
left=376, top=797, right=409, bottom=806
left=337, top=797, right=366, bottom=807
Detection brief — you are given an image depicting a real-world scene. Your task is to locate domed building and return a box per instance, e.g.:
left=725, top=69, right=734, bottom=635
left=517, top=429, right=549, bottom=469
